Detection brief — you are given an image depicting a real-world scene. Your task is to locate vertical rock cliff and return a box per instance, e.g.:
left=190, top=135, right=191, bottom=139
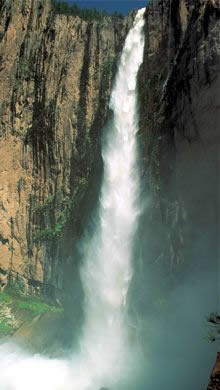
left=0, top=0, right=219, bottom=385
left=136, top=1, right=220, bottom=386
left=139, top=0, right=220, bottom=277
left=0, top=0, right=134, bottom=299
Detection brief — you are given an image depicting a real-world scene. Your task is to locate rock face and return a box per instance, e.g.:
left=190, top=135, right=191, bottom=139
left=207, top=352, right=220, bottom=389
left=138, top=0, right=220, bottom=276
left=0, top=0, right=219, bottom=381
left=136, top=1, right=220, bottom=385
left=0, top=0, right=133, bottom=299
left=0, top=0, right=219, bottom=330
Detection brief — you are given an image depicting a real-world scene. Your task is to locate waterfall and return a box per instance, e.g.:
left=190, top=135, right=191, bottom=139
left=0, top=9, right=145, bottom=390
left=78, top=7, right=146, bottom=388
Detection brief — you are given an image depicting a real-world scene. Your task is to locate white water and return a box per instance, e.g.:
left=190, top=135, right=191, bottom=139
left=78, top=8, right=145, bottom=388
left=0, top=9, right=145, bottom=390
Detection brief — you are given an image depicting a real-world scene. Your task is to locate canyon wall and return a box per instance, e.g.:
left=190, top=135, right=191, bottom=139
left=134, top=1, right=220, bottom=386
left=0, top=0, right=219, bottom=317
left=138, top=0, right=220, bottom=282
left=0, top=0, right=219, bottom=380
left=0, top=0, right=133, bottom=300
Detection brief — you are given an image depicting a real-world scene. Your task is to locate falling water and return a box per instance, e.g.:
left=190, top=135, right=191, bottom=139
left=0, top=9, right=145, bottom=390
left=78, top=7, right=146, bottom=388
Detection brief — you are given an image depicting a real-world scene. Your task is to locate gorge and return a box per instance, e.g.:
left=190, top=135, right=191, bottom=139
left=0, top=8, right=145, bottom=390
left=0, top=0, right=220, bottom=389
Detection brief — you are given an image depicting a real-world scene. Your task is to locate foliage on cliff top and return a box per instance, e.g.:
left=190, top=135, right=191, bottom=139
left=51, top=0, right=123, bottom=21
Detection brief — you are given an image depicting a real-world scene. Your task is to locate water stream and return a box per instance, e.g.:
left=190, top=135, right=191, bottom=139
left=0, top=9, right=145, bottom=390
left=78, top=8, right=146, bottom=388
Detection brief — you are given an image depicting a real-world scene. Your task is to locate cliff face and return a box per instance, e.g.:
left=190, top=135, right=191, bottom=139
left=0, top=0, right=133, bottom=299
left=0, top=0, right=219, bottom=309
left=139, top=0, right=220, bottom=277
left=135, top=2, right=220, bottom=385
left=0, top=0, right=219, bottom=378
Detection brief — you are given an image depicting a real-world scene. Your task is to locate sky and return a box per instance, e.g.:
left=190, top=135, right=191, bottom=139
left=64, top=0, right=147, bottom=15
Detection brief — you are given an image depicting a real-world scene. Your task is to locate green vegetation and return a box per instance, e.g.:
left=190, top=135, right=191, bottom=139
left=0, top=292, right=11, bottom=303
left=33, top=175, right=89, bottom=243
left=147, top=0, right=159, bottom=6
left=33, top=193, right=73, bottom=242
left=0, top=292, right=14, bottom=336
left=0, top=320, right=13, bottom=336
left=51, top=0, right=123, bottom=21
left=0, top=290, right=64, bottom=337
left=16, top=300, right=63, bottom=318
left=55, top=104, right=61, bottom=121
left=0, top=102, right=4, bottom=115
left=34, top=194, right=55, bottom=211
left=103, top=56, right=116, bottom=77
left=6, top=278, right=25, bottom=296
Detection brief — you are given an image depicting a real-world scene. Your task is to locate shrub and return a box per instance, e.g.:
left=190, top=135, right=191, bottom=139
left=0, top=320, right=13, bottom=335
left=51, top=0, right=123, bottom=21
left=17, top=300, right=63, bottom=317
